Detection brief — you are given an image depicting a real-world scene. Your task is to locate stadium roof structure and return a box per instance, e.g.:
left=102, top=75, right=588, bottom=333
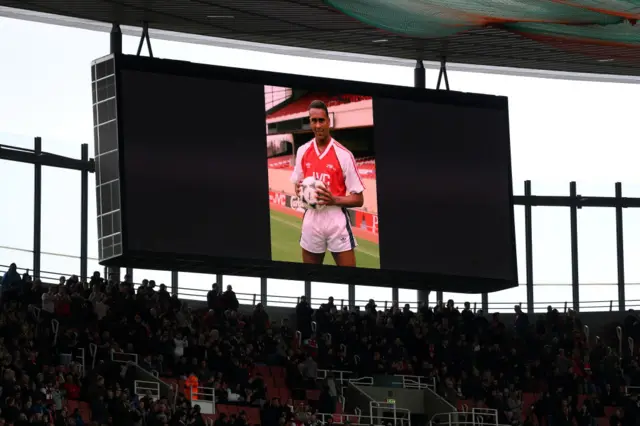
left=3, top=0, right=640, bottom=83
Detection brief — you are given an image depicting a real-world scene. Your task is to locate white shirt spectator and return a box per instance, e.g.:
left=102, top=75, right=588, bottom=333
left=227, top=388, right=241, bottom=402
left=94, top=298, right=109, bottom=320
left=174, top=337, right=188, bottom=358
left=42, top=291, right=55, bottom=313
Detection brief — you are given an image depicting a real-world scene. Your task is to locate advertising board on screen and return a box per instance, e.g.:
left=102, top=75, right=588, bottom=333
left=91, top=54, right=517, bottom=293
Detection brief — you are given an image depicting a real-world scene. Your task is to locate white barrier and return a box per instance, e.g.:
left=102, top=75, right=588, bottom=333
left=189, top=386, right=215, bottom=414
left=349, top=377, right=374, bottom=386
left=370, top=401, right=411, bottom=426
left=316, top=369, right=352, bottom=384
left=111, top=350, right=138, bottom=364
left=89, top=343, right=98, bottom=369
left=315, top=407, right=362, bottom=425
left=52, top=319, right=60, bottom=346
left=430, top=408, right=499, bottom=426
left=60, top=348, right=86, bottom=377
left=393, top=375, right=436, bottom=391
left=135, top=380, right=161, bottom=401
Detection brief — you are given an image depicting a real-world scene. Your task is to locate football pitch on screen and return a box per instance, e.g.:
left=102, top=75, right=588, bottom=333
left=270, top=209, right=381, bottom=269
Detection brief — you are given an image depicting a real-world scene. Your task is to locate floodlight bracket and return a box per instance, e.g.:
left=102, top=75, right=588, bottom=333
left=136, top=21, right=154, bottom=58
left=436, top=56, right=450, bottom=91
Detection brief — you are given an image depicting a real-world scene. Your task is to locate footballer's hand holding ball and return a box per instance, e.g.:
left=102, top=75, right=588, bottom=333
left=300, top=176, right=326, bottom=211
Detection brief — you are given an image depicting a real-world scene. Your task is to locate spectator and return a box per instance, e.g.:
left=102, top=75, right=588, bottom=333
left=1, top=263, right=21, bottom=303
left=223, top=285, right=240, bottom=311
left=4, top=259, right=640, bottom=426
left=207, top=283, right=220, bottom=310
left=295, top=296, right=313, bottom=340
left=253, top=303, right=269, bottom=335
left=42, top=285, right=56, bottom=315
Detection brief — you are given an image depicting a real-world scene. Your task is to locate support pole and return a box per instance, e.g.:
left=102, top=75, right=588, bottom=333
left=615, top=182, right=625, bottom=311
left=125, top=267, right=133, bottom=282
left=105, top=20, right=120, bottom=282
left=481, top=293, right=489, bottom=313
left=171, top=271, right=178, bottom=296
left=110, top=23, right=122, bottom=55
left=80, top=144, right=88, bottom=282
left=436, top=57, right=450, bottom=91
left=414, top=60, right=425, bottom=89
left=304, top=280, right=311, bottom=303
left=136, top=22, right=154, bottom=57
left=414, top=59, right=430, bottom=305
left=33, top=137, right=42, bottom=280
left=569, top=181, right=580, bottom=311
left=524, top=180, right=534, bottom=314
left=260, top=277, right=267, bottom=306
left=417, top=289, right=430, bottom=306
left=107, top=267, right=120, bottom=284
left=392, top=287, right=399, bottom=305
left=348, top=284, right=355, bottom=309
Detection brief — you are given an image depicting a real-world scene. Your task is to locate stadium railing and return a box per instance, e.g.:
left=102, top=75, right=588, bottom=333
left=430, top=408, right=501, bottom=426
left=0, top=262, right=635, bottom=314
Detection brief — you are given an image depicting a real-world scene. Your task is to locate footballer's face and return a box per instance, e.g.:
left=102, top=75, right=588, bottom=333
left=309, top=108, right=330, bottom=143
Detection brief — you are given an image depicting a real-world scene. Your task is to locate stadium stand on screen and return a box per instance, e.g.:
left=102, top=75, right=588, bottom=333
left=265, top=86, right=380, bottom=269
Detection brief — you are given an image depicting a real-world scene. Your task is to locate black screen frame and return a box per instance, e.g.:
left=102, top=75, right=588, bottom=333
left=107, top=53, right=518, bottom=293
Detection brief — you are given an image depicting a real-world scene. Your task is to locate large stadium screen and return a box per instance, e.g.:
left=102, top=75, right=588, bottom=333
left=95, top=54, right=516, bottom=292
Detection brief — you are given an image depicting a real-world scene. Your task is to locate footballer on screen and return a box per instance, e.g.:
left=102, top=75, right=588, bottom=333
left=291, top=100, right=365, bottom=267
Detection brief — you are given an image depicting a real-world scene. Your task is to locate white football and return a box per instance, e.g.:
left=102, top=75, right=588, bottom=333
left=299, top=176, right=326, bottom=210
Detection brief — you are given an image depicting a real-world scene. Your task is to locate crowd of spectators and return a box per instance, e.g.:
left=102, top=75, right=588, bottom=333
left=2, top=261, right=640, bottom=426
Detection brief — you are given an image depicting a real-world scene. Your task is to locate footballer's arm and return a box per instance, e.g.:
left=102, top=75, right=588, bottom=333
left=316, top=188, right=363, bottom=208
left=290, top=146, right=306, bottom=197
left=334, top=192, right=364, bottom=208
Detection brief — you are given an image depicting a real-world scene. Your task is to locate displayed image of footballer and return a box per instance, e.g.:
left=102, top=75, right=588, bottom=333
left=291, top=100, right=366, bottom=267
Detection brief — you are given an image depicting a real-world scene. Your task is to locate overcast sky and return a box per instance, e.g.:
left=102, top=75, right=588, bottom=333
left=1, top=16, right=639, bottom=312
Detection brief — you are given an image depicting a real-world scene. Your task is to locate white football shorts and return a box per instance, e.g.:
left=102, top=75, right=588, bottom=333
left=300, top=206, right=358, bottom=254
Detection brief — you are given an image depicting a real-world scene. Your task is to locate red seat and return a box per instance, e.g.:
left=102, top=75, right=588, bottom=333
left=244, top=407, right=260, bottom=425
left=271, top=367, right=286, bottom=377
left=522, top=393, right=540, bottom=420
left=577, top=394, right=587, bottom=409
left=214, top=405, right=260, bottom=425
left=457, top=399, right=474, bottom=411
left=306, top=390, right=321, bottom=401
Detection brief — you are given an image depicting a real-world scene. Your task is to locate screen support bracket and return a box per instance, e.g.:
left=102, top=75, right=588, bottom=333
left=436, top=57, right=450, bottom=91
left=136, top=21, right=154, bottom=58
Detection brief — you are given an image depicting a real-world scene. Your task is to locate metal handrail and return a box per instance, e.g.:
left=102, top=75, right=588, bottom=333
left=0, top=261, right=636, bottom=313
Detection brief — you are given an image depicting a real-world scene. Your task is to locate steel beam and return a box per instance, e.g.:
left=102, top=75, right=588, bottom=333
left=0, top=144, right=94, bottom=172
left=513, top=194, right=640, bottom=208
